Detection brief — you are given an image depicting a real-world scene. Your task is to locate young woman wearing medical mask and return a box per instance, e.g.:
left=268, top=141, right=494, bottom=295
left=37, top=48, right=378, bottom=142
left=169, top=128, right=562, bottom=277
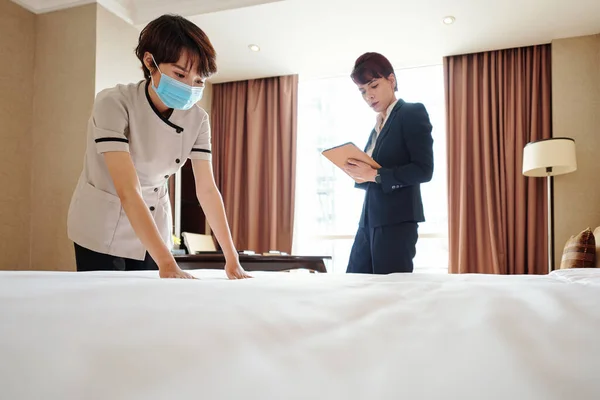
left=67, top=15, right=251, bottom=279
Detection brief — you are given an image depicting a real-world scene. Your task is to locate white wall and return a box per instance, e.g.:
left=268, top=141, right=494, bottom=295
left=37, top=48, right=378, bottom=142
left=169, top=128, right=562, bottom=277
left=95, top=4, right=142, bottom=93
left=552, top=33, right=600, bottom=268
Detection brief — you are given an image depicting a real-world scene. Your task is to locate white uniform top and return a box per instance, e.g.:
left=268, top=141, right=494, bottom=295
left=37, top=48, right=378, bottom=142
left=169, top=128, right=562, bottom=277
left=67, top=80, right=211, bottom=260
left=366, top=99, right=399, bottom=157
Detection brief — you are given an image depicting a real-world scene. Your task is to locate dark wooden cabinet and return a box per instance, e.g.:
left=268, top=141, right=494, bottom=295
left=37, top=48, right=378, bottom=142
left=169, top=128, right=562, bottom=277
left=169, top=159, right=207, bottom=236
left=180, top=159, right=207, bottom=235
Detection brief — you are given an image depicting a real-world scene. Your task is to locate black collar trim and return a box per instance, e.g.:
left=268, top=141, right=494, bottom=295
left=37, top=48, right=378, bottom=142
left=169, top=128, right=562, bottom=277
left=145, top=80, right=184, bottom=133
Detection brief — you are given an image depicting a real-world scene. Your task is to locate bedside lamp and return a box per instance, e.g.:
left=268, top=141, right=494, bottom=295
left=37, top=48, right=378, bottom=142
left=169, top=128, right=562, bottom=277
left=522, top=137, right=577, bottom=273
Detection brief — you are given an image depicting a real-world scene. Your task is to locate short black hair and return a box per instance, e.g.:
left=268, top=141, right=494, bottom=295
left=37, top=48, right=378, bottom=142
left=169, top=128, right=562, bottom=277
left=135, top=14, right=217, bottom=80
left=351, top=52, right=397, bottom=91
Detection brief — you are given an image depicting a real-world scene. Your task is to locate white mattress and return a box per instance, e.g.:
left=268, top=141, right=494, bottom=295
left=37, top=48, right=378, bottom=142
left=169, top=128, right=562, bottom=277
left=1, top=268, right=599, bottom=400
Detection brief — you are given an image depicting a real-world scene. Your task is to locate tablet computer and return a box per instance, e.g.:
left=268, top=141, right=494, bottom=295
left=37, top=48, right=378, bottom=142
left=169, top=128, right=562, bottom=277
left=321, top=142, right=381, bottom=171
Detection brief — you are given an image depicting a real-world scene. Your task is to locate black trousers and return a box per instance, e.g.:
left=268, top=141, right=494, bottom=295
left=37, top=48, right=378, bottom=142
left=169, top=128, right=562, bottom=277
left=346, top=222, right=418, bottom=274
left=74, top=243, right=158, bottom=272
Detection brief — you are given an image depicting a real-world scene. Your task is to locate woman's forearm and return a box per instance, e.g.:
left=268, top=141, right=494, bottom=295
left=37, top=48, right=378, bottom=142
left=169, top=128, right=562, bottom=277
left=103, top=152, right=175, bottom=269
left=120, top=191, right=176, bottom=267
left=196, top=187, right=239, bottom=261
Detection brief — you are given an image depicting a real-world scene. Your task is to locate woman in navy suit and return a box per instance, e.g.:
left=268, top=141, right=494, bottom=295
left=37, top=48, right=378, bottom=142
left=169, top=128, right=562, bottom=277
left=343, top=52, right=434, bottom=274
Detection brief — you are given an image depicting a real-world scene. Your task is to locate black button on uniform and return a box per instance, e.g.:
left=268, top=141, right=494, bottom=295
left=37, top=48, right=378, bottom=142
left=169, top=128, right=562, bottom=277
left=150, top=206, right=155, bottom=211
left=164, top=175, right=169, bottom=179
left=154, top=187, right=158, bottom=192
left=175, top=159, right=180, bottom=164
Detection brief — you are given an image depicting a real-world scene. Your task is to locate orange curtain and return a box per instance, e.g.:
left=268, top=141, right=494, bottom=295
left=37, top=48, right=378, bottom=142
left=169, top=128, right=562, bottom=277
left=444, top=45, right=552, bottom=274
left=211, top=75, right=298, bottom=254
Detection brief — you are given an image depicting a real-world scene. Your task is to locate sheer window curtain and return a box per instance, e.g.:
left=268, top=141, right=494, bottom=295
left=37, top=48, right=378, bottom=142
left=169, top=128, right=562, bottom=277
left=293, top=66, right=448, bottom=273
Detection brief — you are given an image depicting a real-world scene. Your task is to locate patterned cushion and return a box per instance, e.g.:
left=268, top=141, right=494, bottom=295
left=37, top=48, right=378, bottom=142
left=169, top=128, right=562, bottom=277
left=595, top=227, right=600, bottom=269
left=560, top=228, right=596, bottom=269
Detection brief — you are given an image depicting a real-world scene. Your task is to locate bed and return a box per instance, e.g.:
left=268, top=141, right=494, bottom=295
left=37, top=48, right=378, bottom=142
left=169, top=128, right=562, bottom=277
left=1, top=268, right=599, bottom=399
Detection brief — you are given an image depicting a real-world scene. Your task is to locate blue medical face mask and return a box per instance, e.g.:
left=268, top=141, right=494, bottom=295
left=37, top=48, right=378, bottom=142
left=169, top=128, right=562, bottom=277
left=150, top=55, right=204, bottom=110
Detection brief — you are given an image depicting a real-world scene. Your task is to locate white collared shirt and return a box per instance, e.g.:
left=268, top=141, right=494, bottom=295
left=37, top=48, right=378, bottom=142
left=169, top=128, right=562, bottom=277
left=366, top=99, right=398, bottom=156
left=67, top=80, right=211, bottom=260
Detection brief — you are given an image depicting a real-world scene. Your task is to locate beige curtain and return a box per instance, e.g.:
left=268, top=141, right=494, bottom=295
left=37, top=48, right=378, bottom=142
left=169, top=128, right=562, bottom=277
left=211, top=75, right=298, bottom=254
left=444, top=45, right=552, bottom=274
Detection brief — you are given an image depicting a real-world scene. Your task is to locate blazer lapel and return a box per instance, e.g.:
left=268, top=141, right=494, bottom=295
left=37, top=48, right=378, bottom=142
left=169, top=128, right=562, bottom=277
left=364, top=128, right=377, bottom=152
left=372, top=99, right=405, bottom=158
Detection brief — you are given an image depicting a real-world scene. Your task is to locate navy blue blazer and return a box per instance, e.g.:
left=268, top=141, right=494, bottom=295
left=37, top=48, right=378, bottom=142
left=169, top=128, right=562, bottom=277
left=356, top=99, right=434, bottom=227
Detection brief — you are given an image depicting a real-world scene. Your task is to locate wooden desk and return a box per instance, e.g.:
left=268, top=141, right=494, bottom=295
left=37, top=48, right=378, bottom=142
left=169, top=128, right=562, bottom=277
left=175, top=254, right=331, bottom=273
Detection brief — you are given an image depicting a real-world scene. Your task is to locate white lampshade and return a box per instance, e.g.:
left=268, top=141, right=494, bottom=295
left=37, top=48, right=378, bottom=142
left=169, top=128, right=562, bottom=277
left=522, top=137, right=577, bottom=177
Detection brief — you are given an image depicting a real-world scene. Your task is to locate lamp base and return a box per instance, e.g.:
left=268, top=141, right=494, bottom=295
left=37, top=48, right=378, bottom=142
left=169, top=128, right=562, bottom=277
left=547, top=174, right=554, bottom=274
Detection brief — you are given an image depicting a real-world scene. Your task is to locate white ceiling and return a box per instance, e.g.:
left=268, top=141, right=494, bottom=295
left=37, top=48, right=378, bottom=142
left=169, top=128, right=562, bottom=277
left=9, top=0, right=285, bottom=23
left=11, top=0, right=600, bottom=83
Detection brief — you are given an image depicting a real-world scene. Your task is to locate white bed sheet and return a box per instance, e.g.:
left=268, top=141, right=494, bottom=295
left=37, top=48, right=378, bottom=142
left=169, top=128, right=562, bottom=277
left=1, top=268, right=599, bottom=400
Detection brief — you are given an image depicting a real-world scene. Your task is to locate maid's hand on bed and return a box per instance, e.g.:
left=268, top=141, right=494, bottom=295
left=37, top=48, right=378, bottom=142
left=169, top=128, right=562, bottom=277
left=225, top=260, right=253, bottom=279
left=159, top=263, right=196, bottom=279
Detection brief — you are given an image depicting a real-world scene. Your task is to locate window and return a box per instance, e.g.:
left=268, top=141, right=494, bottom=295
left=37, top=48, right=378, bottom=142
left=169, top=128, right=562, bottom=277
left=292, top=65, right=447, bottom=273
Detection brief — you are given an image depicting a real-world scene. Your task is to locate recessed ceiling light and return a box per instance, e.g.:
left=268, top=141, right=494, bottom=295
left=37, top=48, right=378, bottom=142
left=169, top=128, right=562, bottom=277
left=248, top=44, right=260, bottom=52
left=443, top=16, right=455, bottom=25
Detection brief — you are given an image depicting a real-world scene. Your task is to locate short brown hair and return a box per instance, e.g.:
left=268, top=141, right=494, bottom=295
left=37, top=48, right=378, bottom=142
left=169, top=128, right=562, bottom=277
left=135, top=14, right=217, bottom=80
left=351, top=52, right=397, bottom=91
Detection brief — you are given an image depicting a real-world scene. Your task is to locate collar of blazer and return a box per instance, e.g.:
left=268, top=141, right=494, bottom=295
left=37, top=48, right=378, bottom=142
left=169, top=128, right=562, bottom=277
left=371, top=98, right=405, bottom=158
